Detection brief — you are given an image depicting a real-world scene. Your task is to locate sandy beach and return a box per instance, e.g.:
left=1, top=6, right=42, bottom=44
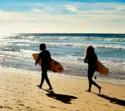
left=0, top=69, right=125, bottom=111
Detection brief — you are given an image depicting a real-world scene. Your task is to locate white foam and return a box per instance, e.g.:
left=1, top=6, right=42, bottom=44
left=47, top=42, right=125, bottom=49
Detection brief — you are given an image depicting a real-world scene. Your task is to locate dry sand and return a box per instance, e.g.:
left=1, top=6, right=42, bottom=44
left=0, top=69, right=125, bottom=111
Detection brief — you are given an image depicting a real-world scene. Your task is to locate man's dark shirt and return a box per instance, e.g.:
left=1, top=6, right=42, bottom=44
left=36, top=50, right=51, bottom=71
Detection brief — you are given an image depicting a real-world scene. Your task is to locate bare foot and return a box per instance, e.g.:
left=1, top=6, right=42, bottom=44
left=37, top=85, right=42, bottom=89
left=86, top=89, right=91, bottom=92
left=99, top=87, right=101, bottom=93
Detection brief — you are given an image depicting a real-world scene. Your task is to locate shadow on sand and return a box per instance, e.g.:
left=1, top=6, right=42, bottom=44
left=43, top=89, right=77, bottom=104
left=93, top=92, right=125, bottom=106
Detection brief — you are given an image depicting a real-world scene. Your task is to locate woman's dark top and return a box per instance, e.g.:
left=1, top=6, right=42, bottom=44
left=84, top=53, right=97, bottom=71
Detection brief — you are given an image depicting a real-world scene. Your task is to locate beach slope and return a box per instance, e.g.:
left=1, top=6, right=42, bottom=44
left=0, top=69, right=125, bottom=111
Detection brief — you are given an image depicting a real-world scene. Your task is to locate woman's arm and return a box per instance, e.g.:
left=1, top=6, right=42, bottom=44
left=84, top=55, right=88, bottom=63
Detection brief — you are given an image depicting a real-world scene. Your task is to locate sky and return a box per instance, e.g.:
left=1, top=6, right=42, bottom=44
left=0, top=0, right=125, bottom=33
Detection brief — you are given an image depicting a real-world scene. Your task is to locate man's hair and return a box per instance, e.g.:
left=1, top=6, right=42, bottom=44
left=40, top=43, right=46, bottom=50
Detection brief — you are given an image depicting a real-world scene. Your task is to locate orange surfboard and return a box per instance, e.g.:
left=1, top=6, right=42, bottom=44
left=96, top=60, right=109, bottom=75
left=32, top=53, right=64, bottom=73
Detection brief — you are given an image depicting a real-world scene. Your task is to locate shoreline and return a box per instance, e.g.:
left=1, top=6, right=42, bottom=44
left=0, top=66, right=125, bottom=85
left=0, top=68, right=125, bottom=111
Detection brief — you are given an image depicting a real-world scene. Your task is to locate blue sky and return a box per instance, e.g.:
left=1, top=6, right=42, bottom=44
left=0, top=0, right=125, bottom=33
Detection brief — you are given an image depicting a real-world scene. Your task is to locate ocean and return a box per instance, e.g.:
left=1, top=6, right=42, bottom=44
left=0, top=33, right=125, bottom=83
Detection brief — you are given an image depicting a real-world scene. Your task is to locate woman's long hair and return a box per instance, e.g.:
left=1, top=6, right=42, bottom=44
left=85, top=46, right=95, bottom=56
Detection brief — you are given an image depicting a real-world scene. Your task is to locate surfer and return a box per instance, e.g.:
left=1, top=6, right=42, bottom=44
left=84, top=46, right=101, bottom=93
left=35, top=43, right=53, bottom=90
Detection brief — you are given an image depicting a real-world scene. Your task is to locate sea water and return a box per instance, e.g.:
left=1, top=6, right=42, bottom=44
left=0, top=33, right=125, bottom=82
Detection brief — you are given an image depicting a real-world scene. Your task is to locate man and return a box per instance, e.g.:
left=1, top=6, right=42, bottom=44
left=35, top=43, right=53, bottom=90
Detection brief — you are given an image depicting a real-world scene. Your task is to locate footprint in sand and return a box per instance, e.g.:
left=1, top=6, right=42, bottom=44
left=26, top=106, right=34, bottom=110
left=4, top=106, right=13, bottom=109
left=49, top=105, right=56, bottom=109
left=18, top=103, right=25, bottom=106
left=0, top=105, right=3, bottom=109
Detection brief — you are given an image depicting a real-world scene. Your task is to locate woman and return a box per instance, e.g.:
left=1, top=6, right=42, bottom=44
left=84, top=46, right=101, bottom=93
